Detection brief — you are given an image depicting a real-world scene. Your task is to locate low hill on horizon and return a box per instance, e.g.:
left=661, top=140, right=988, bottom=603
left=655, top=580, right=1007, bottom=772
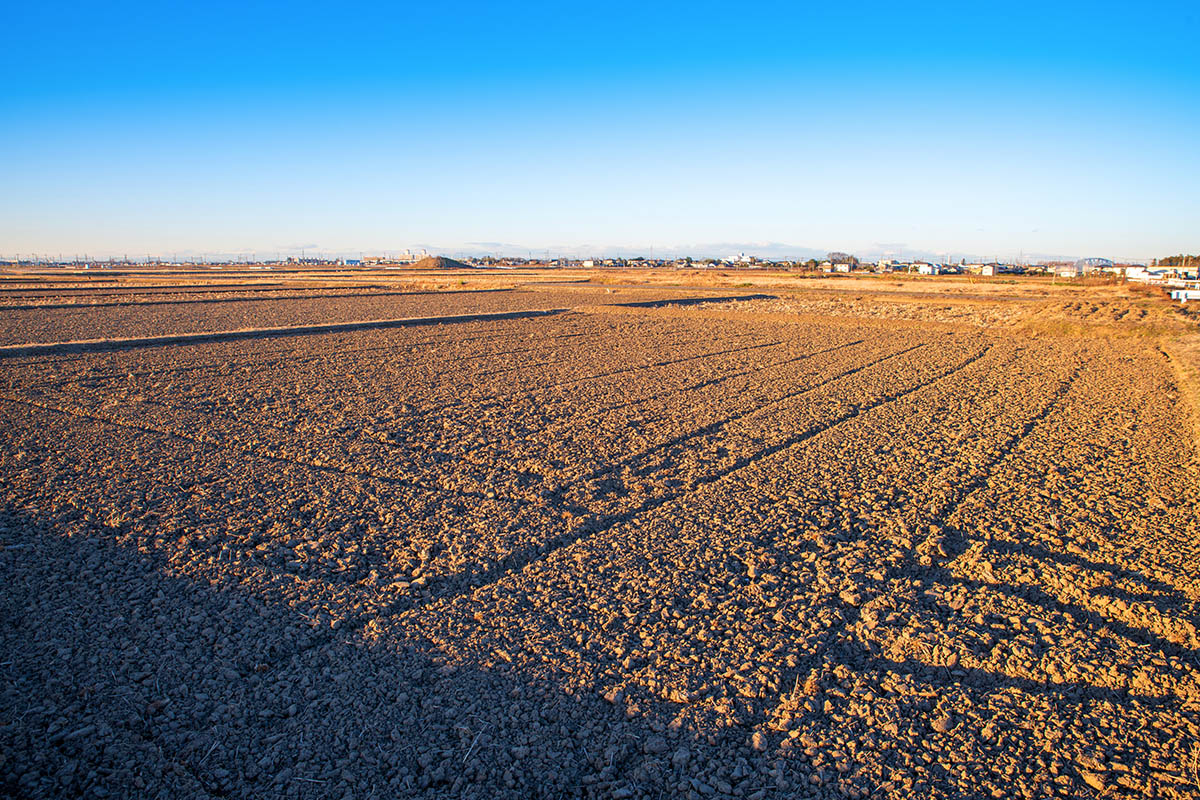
left=408, top=256, right=473, bottom=270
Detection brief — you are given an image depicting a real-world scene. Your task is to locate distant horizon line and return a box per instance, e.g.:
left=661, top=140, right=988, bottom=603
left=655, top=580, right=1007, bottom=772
left=4, top=251, right=1186, bottom=268
left=3, top=243, right=1190, bottom=265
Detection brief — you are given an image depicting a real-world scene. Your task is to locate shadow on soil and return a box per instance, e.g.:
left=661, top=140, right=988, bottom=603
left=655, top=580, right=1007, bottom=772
left=609, top=294, right=776, bottom=310
left=3, top=496, right=1194, bottom=800
left=0, top=505, right=646, bottom=799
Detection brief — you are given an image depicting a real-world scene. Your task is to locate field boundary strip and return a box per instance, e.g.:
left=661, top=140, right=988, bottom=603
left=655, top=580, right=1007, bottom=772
left=21, top=323, right=598, bottom=392
left=0, top=293, right=775, bottom=356
left=0, top=308, right=571, bottom=357
left=0, top=286, right=518, bottom=312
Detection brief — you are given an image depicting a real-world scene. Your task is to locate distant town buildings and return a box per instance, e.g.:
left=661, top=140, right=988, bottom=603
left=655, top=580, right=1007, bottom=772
left=362, top=250, right=427, bottom=266
left=1126, top=264, right=1199, bottom=287
left=5, top=251, right=1195, bottom=293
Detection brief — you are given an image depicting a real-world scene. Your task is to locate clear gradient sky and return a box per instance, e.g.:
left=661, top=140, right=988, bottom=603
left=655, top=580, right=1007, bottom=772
left=2, top=1, right=1198, bottom=261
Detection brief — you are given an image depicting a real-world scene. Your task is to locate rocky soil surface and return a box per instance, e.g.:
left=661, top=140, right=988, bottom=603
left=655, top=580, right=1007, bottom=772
left=708, top=290, right=1192, bottom=331
left=1, top=291, right=1198, bottom=799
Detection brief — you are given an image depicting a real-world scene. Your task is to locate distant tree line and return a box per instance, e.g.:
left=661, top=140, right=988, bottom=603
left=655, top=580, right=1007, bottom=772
left=1153, top=254, right=1198, bottom=267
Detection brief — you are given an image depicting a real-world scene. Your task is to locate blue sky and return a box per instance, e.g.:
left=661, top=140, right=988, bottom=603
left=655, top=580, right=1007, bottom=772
left=2, top=1, right=1197, bottom=261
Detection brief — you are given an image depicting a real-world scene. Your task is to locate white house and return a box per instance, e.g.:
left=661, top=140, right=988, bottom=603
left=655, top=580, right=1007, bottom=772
left=1054, top=264, right=1081, bottom=278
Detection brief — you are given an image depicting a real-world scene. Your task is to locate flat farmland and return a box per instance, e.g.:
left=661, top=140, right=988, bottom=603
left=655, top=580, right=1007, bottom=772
left=0, top=284, right=725, bottom=346
left=1, top=275, right=1199, bottom=800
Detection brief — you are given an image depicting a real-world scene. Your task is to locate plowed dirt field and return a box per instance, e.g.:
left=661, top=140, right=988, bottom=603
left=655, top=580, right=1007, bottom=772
left=2, top=275, right=1198, bottom=799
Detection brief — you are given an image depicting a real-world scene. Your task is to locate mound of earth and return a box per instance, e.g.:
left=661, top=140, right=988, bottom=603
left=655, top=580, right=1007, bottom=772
left=407, top=256, right=473, bottom=270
